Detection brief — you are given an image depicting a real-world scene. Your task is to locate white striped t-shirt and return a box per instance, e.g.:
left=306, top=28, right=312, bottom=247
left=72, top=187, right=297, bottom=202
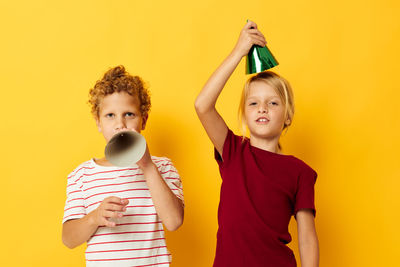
left=63, top=156, right=184, bottom=267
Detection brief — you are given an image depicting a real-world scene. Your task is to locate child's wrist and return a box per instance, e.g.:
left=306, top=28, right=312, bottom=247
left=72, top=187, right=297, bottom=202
left=86, top=211, right=99, bottom=227
left=139, top=161, right=157, bottom=174
left=229, top=49, right=245, bottom=64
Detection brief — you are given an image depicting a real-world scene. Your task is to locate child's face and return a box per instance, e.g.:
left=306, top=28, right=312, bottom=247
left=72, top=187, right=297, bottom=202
left=244, top=81, right=289, bottom=141
left=96, top=91, right=147, bottom=142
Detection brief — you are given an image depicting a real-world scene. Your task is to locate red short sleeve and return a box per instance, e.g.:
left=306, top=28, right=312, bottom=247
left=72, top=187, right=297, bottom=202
left=214, top=129, right=241, bottom=167
left=294, top=167, right=317, bottom=217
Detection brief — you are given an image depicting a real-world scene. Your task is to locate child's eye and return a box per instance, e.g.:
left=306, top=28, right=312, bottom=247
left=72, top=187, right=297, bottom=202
left=269, top=102, right=278, bottom=106
left=125, top=112, right=136, bottom=117
left=249, top=102, right=257, bottom=106
left=105, top=113, right=114, bottom=118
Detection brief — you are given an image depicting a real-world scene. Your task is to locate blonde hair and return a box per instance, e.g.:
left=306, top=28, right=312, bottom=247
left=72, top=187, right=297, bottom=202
left=238, top=71, right=295, bottom=140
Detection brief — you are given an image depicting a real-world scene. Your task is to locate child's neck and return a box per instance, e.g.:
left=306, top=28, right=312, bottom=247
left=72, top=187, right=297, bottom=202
left=249, top=135, right=281, bottom=154
left=94, top=157, right=114, bottom=167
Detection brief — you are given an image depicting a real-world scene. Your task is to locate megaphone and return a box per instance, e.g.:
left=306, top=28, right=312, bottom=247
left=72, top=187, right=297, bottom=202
left=246, top=44, right=279, bottom=74
left=105, top=131, right=147, bottom=167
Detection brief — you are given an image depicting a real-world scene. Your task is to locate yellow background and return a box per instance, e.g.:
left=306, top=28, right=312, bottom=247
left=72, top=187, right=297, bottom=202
left=1, top=0, right=399, bottom=266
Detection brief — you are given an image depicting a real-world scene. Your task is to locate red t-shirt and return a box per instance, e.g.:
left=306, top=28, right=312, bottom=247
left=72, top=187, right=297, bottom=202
left=213, top=129, right=317, bottom=267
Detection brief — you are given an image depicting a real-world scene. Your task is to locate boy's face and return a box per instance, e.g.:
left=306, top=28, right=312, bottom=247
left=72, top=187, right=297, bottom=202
left=96, top=91, right=148, bottom=142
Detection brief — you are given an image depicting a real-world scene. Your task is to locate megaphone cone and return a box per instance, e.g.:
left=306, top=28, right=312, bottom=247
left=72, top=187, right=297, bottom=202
left=246, top=45, right=279, bottom=74
left=105, top=131, right=147, bottom=167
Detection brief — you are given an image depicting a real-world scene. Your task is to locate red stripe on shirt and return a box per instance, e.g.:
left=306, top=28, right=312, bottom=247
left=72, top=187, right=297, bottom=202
left=68, top=190, right=82, bottom=195
left=156, top=163, right=174, bottom=168
left=124, top=196, right=153, bottom=200
left=126, top=205, right=154, bottom=208
left=152, top=159, right=167, bottom=164
left=171, top=182, right=183, bottom=190
left=76, top=170, right=142, bottom=184
left=98, top=221, right=161, bottom=228
left=83, top=168, right=141, bottom=177
left=63, top=213, right=85, bottom=220
left=159, top=170, right=178, bottom=175
left=87, top=237, right=165, bottom=246
left=67, top=197, right=84, bottom=203
left=84, top=188, right=148, bottom=200
left=123, top=213, right=157, bottom=217
left=86, top=196, right=152, bottom=209
left=131, top=262, right=170, bottom=267
left=92, top=229, right=163, bottom=237
left=86, top=253, right=170, bottom=261
left=67, top=182, right=77, bottom=188
left=64, top=205, right=85, bottom=212
left=67, top=166, right=95, bottom=179
left=85, top=245, right=167, bottom=254
left=83, top=173, right=145, bottom=184
left=84, top=180, right=146, bottom=192
left=164, top=176, right=180, bottom=180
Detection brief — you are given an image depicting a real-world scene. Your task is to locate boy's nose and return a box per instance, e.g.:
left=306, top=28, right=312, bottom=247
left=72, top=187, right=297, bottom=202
left=115, top=117, right=127, bottom=131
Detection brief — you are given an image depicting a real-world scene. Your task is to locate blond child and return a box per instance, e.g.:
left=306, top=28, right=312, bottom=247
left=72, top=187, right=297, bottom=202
left=195, top=21, right=319, bottom=267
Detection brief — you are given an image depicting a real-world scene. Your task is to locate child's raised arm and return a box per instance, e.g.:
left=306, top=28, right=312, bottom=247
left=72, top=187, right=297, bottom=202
left=194, top=20, right=266, bottom=156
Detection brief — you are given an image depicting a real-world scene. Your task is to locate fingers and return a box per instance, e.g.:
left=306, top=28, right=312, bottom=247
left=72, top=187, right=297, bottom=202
left=121, top=198, right=129, bottom=205
left=104, top=196, right=129, bottom=205
left=233, top=20, right=267, bottom=57
left=136, top=145, right=152, bottom=169
left=98, top=210, right=123, bottom=227
left=246, top=28, right=266, bottom=46
left=248, top=29, right=266, bottom=41
left=101, top=217, right=116, bottom=227
left=248, top=34, right=266, bottom=47
left=245, top=20, right=257, bottom=30
left=103, top=210, right=124, bottom=219
left=95, top=197, right=130, bottom=227
left=101, top=197, right=129, bottom=214
left=241, top=24, right=266, bottom=47
left=105, top=203, right=127, bottom=212
left=242, top=34, right=266, bottom=48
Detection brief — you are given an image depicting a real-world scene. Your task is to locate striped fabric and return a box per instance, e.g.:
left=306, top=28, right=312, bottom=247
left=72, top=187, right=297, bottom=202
left=63, top=156, right=183, bottom=267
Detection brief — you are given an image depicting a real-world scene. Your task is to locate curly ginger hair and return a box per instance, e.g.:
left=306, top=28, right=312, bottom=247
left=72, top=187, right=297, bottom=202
left=88, top=65, right=151, bottom=119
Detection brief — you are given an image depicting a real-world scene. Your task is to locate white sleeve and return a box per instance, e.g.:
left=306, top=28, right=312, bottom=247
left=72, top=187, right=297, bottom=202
left=158, top=158, right=184, bottom=205
left=62, top=167, right=86, bottom=223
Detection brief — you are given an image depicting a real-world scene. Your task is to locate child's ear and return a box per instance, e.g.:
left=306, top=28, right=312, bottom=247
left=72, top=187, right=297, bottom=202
left=141, top=114, right=149, bottom=130
left=95, top=118, right=101, bottom=132
left=284, top=115, right=291, bottom=126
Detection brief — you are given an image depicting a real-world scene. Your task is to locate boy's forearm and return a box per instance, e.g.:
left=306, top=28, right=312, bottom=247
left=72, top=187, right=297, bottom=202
left=195, top=50, right=242, bottom=113
left=62, top=213, right=98, bottom=249
left=142, top=163, right=184, bottom=231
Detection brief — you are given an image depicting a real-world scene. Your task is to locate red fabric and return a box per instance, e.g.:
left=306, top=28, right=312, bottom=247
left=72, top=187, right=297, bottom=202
left=213, top=129, right=317, bottom=267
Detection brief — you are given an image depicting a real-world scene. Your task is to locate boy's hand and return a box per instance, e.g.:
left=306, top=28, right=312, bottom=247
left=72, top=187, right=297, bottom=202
left=136, top=145, right=154, bottom=172
left=89, top=196, right=129, bottom=227
left=232, top=20, right=267, bottom=58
